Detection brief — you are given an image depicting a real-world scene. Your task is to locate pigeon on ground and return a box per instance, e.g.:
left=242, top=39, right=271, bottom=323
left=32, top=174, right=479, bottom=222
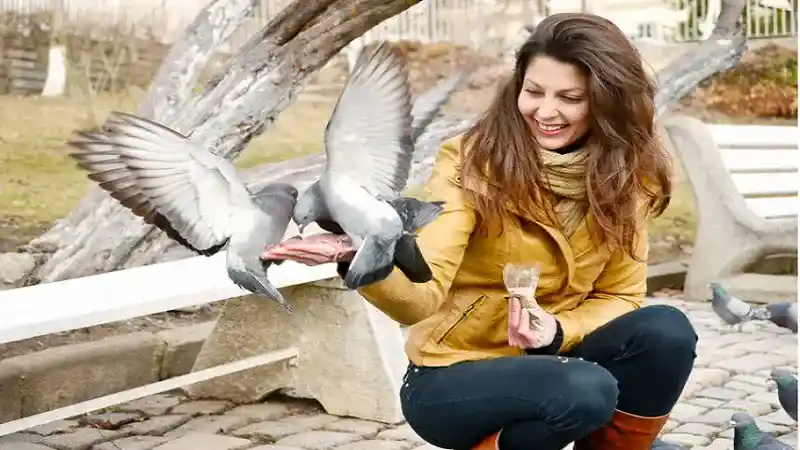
left=730, top=412, right=794, bottom=450
left=68, top=111, right=298, bottom=312
left=763, top=302, right=798, bottom=333
left=268, top=42, right=446, bottom=290
left=710, top=283, right=769, bottom=329
left=770, top=368, right=798, bottom=421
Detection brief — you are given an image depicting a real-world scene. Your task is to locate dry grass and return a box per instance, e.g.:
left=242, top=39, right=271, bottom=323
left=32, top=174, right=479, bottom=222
left=0, top=90, right=334, bottom=251
left=0, top=87, right=696, bottom=260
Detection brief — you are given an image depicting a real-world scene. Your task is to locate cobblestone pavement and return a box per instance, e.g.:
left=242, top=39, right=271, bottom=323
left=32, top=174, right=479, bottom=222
left=0, top=298, right=796, bottom=450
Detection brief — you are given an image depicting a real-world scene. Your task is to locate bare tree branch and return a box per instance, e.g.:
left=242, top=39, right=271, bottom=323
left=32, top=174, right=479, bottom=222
left=25, top=0, right=424, bottom=284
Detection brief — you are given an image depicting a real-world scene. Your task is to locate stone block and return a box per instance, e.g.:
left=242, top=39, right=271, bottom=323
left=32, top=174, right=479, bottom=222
left=11, top=332, right=164, bottom=416
left=185, top=279, right=407, bottom=424
left=157, top=322, right=215, bottom=379
left=0, top=358, right=25, bottom=422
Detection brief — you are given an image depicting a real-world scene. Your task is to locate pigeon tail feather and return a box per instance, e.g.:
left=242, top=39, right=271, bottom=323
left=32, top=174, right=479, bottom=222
left=344, top=234, right=396, bottom=290
left=228, top=267, right=292, bottom=314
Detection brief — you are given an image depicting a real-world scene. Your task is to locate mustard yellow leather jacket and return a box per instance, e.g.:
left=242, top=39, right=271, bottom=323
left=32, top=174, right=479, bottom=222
left=359, top=135, right=652, bottom=367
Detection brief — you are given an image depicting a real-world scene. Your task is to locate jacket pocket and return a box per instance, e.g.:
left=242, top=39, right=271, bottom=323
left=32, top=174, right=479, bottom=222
left=434, top=295, right=489, bottom=345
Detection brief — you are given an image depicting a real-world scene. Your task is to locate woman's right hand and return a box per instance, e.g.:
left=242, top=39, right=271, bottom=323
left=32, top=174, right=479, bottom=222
left=261, top=234, right=357, bottom=266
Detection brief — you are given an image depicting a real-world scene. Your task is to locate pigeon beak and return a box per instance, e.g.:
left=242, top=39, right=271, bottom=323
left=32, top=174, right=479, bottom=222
left=298, top=223, right=307, bottom=234
left=728, top=419, right=736, bottom=426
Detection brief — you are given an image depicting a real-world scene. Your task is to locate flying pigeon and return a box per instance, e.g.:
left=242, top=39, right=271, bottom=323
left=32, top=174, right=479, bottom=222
left=268, top=42, right=445, bottom=290
left=730, top=412, right=794, bottom=450
left=710, top=283, right=769, bottom=329
left=67, top=111, right=298, bottom=312
left=770, top=368, right=798, bottom=421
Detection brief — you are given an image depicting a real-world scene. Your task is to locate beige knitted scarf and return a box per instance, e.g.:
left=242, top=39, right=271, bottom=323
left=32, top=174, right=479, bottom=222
left=538, top=147, right=590, bottom=236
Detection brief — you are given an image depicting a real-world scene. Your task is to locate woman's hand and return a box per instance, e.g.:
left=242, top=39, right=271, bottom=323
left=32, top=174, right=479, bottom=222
left=507, top=295, right=558, bottom=349
left=262, top=234, right=357, bottom=266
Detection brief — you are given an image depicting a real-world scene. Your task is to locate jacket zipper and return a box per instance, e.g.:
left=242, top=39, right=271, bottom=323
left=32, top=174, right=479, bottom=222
left=436, top=295, right=488, bottom=345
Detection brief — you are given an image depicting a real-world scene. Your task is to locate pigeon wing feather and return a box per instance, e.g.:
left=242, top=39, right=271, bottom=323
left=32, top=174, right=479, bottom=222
left=323, top=42, right=414, bottom=200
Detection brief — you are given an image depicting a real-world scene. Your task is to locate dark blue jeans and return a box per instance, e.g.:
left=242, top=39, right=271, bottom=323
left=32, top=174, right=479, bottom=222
left=400, top=304, right=698, bottom=450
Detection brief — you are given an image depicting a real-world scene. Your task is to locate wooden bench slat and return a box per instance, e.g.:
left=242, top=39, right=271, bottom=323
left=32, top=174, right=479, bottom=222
left=707, top=123, right=798, bottom=149
left=0, top=252, right=337, bottom=345
left=721, top=149, right=799, bottom=172
left=731, top=172, right=798, bottom=197
left=746, top=196, right=799, bottom=218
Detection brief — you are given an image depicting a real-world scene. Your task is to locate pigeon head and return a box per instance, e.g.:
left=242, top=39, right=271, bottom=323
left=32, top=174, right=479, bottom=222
left=730, top=412, right=757, bottom=429
left=293, top=185, right=326, bottom=233
left=257, top=183, right=298, bottom=210
left=770, top=367, right=796, bottom=387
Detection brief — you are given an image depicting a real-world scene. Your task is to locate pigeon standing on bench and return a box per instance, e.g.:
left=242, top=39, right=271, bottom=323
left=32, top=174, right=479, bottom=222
left=770, top=368, right=798, bottom=421
left=267, top=43, right=446, bottom=290
left=730, top=412, right=793, bottom=450
left=710, top=283, right=769, bottom=330
left=68, top=111, right=298, bottom=312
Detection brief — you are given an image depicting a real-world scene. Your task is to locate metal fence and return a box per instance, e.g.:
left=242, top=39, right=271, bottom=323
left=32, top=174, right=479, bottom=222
left=0, top=0, right=797, bottom=51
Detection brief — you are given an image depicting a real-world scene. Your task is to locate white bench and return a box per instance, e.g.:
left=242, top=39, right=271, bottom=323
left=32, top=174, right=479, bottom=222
left=663, top=115, right=798, bottom=303
left=0, top=224, right=408, bottom=435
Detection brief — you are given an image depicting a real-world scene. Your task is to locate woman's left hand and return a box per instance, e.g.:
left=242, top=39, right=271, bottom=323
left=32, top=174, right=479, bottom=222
left=507, top=295, right=559, bottom=349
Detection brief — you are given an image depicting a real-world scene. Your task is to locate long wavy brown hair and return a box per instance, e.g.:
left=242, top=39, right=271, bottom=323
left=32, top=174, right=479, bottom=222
left=460, top=12, right=672, bottom=258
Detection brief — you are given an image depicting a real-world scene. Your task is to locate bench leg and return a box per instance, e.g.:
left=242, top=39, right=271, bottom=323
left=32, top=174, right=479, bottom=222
left=184, top=278, right=407, bottom=424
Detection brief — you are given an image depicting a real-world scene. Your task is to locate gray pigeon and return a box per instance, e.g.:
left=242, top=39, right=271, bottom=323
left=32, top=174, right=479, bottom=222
left=68, top=111, right=298, bottom=312
left=292, top=42, right=445, bottom=290
left=710, top=283, right=768, bottom=329
left=764, top=302, right=798, bottom=333
left=770, top=368, right=798, bottom=421
left=730, top=412, right=794, bottom=450
left=289, top=63, right=463, bottom=282
left=292, top=66, right=466, bottom=237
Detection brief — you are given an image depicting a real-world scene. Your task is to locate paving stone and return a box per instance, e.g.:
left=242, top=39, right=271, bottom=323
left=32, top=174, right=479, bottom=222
left=122, top=415, right=192, bottom=436
left=695, top=387, right=747, bottom=401
left=39, top=428, right=121, bottom=450
left=151, top=433, right=251, bottom=450
left=411, top=445, right=447, bottom=450
left=685, top=368, right=730, bottom=389
left=334, top=440, right=415, bottom=450
left=225, top=403, right=294, bottom=422
left=0, top=433, right=45, bottom=445
left=231, top=421, right=307, bottom=440
left=323, top=418, right=385, bottom=436
left=718, top=419, right=789, bottom=438
left=723, top=380, right=769, bottom=395
left=80, top=412, right=142, bottom=429
left=662, top=420, right=678, bottom=433
left=671, top=422, right=718, bottom=438
left=700, top=437, right=734, bottom=450
left=731, top=374, right=771, bottom=387
left=710, top=353, right=794, bottom=373
left=118, top=395, right=184, bottom=416
left=669, top=403, right=707, bottom=422
left=171, top=400, right=232, bottom=416
left=278, top=414, right=339, bottom=430
left=163, top=416, right=251, bottom=439
left=0, top=444, right=53, bottom=450
left=248, top=446, right=307, bottom=450
left=687, top=408, right=739, bottom=426
left=275, top=431, right=361, bottom=450
left=743, top=392, right=782, bottom=408
left=722, top=398, right=773, bottom=416
left=377, top=424, right=426, bottom=443
left=661, top=432, right=710, bottom=447
left=778, top=432, right=797, bottom=446
left=94, top=435, right=169, bottom=450
left=761, top=410, right=797, bottom=427
left=29, top=420, right=80, bottom=436
left=689, top=397, right=727, bottom=409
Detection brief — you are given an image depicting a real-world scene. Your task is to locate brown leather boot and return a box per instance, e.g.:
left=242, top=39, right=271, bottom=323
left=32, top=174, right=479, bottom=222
left=473, top=431, right=500, bottom=449
left=573, top=409, right=669, bottom=450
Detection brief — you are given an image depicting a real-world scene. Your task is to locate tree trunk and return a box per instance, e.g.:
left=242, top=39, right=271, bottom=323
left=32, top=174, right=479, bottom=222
left=23, top=0, right=424, bottom=284
left=21, top=0, right=748, bottom=284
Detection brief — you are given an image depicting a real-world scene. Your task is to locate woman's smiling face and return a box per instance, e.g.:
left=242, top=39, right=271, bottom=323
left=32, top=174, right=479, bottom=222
left=517, top=55, right=591, bottom=150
